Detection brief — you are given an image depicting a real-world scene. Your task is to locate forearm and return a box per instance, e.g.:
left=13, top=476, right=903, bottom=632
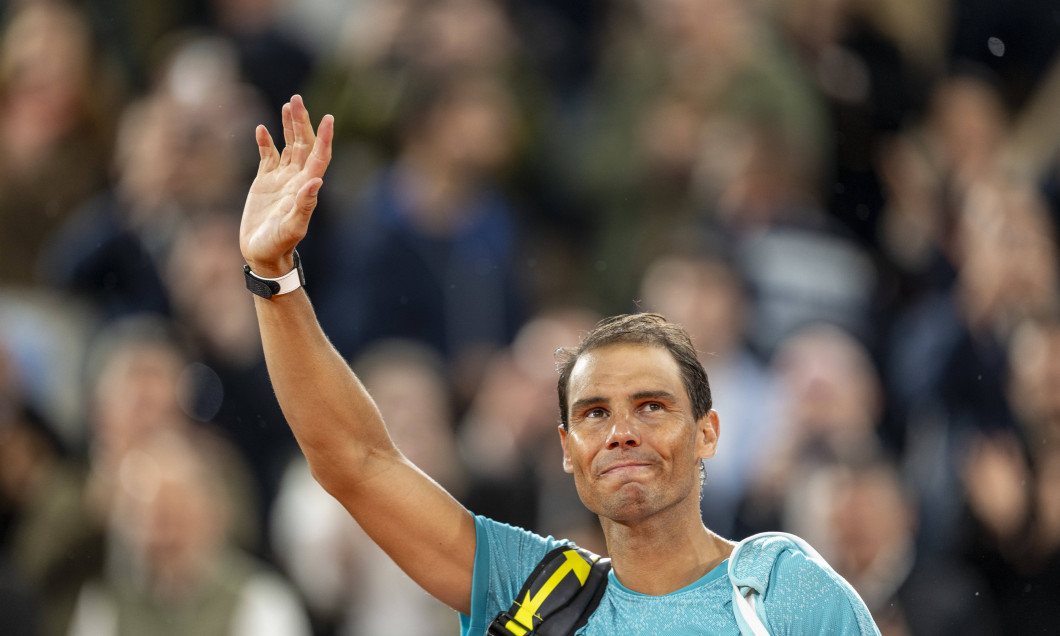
left=253, top=288, right=395, bottom=492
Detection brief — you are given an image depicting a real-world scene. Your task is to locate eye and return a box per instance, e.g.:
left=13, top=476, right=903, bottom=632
left=585, top=407, right=608, bottom=418
left=640, top=401, right=664, bottom=413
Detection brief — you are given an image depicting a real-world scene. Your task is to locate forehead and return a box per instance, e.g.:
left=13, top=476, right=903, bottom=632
left=568, top=343, right=684, bottom=399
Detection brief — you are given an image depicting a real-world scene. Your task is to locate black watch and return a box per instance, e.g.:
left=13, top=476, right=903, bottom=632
left=244, top=250, right=306, bottom=299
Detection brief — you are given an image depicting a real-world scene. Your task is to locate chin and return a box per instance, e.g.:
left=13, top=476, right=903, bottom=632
left=598, top=486, right=660, bottom=522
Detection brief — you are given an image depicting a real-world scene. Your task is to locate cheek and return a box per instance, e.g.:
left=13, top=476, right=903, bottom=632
left=660, top=427, right=702, bottom=468
left=567, top=442, right=592, bottom=472
left=564, top=431, right=599, bottom=472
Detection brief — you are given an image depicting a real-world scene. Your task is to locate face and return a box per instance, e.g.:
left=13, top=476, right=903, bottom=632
left=558, top=343, right=719, bottom=523
left=111, top=438, right=225, bottom=593
left=93, top=345, right=185, bottom=460
left=828, top=471, right=913, bottom=575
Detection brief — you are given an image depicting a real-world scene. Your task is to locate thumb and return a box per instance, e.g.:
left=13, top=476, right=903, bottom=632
left=294, top=178, right=323, bottom=217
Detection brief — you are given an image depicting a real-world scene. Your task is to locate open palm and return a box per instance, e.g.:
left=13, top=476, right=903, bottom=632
left=240, top=95, right=333, bottom=277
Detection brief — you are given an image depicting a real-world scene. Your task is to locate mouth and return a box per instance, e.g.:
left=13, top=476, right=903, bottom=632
left=600, top=461, right=653, bottom=477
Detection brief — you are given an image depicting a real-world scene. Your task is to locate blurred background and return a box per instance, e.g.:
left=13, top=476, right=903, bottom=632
left=0, top=0, right=1059, bottom=634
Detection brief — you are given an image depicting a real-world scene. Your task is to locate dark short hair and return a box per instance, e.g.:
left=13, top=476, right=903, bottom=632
left=555, top=313, right=712, bottom=430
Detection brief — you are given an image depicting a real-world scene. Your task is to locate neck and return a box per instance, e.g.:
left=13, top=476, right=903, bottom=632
left=600, top=503, right=733, bottom=595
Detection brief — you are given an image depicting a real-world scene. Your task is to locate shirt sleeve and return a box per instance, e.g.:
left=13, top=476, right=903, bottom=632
left=460, top=515, right=567, bottom=636
left=762, top=548, right=882, bottom=636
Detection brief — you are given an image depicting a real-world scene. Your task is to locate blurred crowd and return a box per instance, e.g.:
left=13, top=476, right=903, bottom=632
left=0, top=0, right=1059, bottom=634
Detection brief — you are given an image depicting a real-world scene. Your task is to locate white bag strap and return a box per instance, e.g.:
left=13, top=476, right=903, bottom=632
left=729, top=531, right=817, bottom=636
left=731, top=580, right=771, bottom=636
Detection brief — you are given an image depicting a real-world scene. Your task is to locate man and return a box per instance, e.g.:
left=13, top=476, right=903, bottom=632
left=238, top=95, right=880, bottom=634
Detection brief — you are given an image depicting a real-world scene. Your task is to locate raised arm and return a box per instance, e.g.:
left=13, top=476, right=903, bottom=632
left=238, top=95, right=476, bottom=614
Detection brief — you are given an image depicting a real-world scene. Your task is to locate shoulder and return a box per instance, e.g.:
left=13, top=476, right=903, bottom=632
left=472, top=515, right=575, bottom=595
left=729, top=532, right=842, bottom=591
left=729, top=532, right=880, bottom=636
left=462, top=516, right=570, bottom=635
left=473, top=515, right=563, bottom=566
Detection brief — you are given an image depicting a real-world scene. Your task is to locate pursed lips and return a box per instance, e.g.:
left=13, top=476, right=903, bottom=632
left=599, top=460, right=653, bottom=476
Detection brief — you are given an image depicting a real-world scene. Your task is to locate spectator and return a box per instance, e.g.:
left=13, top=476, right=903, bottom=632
left=40, top=34, right=265, bottom=320
left=738, top=322, right=886, bottom=539
left=567, top=0, right=831, bottom=311
left=0, top=0, right=120, bottom=286
left=876, top=69, right=1012, bottom=304
left=68, top=427, right=311, bottom=636
left=315, top=72, right=527, bottom=401
left=694, top=112, right=879, bottom=357
left=959, top=318, right=1060, bottom=633
left=82, top=315, right=261, bottom=552
left=816, top=455, right=1002, bottom=636
left=888, top=176, right=1059, bottom=554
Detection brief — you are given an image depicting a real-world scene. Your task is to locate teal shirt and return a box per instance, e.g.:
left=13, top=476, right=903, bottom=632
left=460, top=515, right=880, bottom=635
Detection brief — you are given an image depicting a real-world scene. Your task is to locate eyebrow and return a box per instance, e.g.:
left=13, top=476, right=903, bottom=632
left=630, top=390, right=678, bottom=403
left=569, top=390, right=678, bottom=415
left=570, top=396, right=608, bottom=414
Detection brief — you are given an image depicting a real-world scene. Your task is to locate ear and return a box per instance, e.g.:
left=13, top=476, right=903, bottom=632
left=558, top=425, right=574, bottom=473
left=696, top=410, right=720, bottom=460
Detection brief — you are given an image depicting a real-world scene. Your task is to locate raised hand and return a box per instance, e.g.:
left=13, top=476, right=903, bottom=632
left=240, top=95, right=333, bottom=277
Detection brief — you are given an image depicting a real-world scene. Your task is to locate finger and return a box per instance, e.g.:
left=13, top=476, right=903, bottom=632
left=279, top=101, right=295, bottom=167
left=303, top=114, right=334, bottom=180
left=282, top=102, right=295, bottom=148
left=290, top=95, right=317, bottom=163
left=255, top=124, right=280, bottom=173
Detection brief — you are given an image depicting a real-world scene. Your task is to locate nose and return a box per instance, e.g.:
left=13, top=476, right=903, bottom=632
left=605, top=411, right=641, bottom=450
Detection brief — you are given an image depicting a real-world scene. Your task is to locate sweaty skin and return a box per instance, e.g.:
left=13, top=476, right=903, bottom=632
left=560, top=343, right=733, bottom=595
